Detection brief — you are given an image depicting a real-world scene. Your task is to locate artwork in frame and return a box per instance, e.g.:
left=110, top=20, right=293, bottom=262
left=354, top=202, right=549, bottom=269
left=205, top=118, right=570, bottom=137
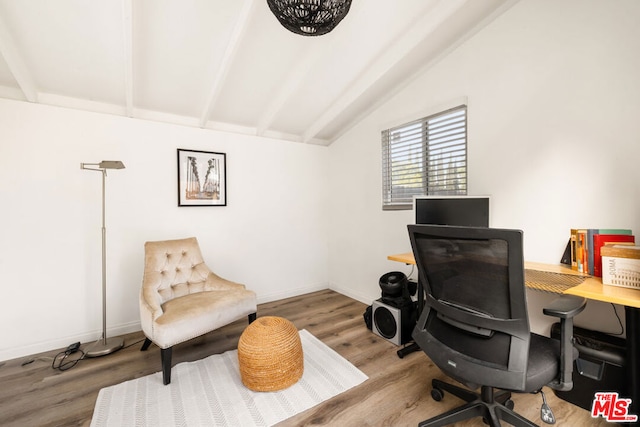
left=177, top=149, right=227, bottom=206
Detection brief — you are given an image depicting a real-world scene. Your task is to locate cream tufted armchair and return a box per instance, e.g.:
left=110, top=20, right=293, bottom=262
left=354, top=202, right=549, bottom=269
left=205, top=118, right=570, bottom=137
left=140, top=237, right=257, bottom=385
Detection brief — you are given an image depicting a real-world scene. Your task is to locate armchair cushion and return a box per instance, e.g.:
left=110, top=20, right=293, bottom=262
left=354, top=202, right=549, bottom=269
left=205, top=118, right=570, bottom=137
left=152, top=289, right=257, bottom=348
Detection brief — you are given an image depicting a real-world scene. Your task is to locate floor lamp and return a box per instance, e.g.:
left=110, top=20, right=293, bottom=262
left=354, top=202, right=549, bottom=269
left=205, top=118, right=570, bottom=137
left=81, top=160, right=125, bottom=357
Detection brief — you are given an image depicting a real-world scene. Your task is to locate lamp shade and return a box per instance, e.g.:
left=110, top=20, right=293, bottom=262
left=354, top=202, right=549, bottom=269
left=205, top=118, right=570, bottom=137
left=99, top=161, right=125, bottom=169
left=267, top=0, right=352, bottom=36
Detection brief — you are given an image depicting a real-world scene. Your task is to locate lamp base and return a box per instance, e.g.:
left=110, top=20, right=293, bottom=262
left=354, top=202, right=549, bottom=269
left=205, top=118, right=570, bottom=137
left=85, top=336, right=124, bottom=357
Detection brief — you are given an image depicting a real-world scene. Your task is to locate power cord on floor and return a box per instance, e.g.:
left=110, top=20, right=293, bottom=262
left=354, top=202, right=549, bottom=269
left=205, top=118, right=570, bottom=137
left=123, top=338, right=146, bottom=350
left=20, top=335, right=145, bottom=371
left=52, top=342, right=85, bottom=371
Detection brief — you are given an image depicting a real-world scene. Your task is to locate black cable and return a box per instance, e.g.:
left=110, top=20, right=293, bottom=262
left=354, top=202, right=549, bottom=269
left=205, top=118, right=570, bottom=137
left=407, top=264, right=416, bottom=282
left=52, top=348, right=86, bottom=371
left=610, top=303, right=625, bottom=336
left=49, top=336, right=143, bottom=372
left=123, top=338, right=146, bottom=350
left=576, top=303, right=625, bottom=337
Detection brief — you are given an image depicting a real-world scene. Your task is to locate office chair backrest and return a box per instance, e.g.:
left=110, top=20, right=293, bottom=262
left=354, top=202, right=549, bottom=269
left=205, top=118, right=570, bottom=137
left=409, top=225, right=531, bottom=392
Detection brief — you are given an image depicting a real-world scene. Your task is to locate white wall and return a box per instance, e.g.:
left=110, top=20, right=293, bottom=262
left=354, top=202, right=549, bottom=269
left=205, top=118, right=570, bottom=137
left=328, top=0, right=640, bottom=335
left=0, top=99, right=330, bottom=361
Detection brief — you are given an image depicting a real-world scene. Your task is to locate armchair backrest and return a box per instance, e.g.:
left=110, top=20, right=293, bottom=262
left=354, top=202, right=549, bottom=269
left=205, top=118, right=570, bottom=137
left=143, top=237, right=212, bottom=305
left=409, top=225, right=531, bottom=392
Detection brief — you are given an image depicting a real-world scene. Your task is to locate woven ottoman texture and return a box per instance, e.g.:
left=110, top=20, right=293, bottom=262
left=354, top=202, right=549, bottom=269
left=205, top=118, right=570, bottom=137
left=237, top=316, right=304, bottom=392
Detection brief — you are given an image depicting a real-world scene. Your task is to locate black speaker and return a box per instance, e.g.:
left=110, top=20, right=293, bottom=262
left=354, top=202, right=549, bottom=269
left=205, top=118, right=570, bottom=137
left=371, top=298, right=416, bottom=345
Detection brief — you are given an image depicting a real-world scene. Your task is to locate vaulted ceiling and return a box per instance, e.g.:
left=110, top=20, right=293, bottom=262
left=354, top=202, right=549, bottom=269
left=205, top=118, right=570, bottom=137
left=0, top=0, right=514, bottom=145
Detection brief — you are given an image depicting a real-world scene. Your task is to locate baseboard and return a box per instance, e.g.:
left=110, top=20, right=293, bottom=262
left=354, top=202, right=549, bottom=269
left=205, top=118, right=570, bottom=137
left=0, top=320, right=141, bottom=363
left=329, top=282, right=374, bottom=305
left=257, top=282, right=329, bottom=304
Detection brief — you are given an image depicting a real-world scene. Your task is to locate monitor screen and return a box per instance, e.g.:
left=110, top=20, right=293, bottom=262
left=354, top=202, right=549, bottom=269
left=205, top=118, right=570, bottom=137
left=414, top=196, right=489, bottom=227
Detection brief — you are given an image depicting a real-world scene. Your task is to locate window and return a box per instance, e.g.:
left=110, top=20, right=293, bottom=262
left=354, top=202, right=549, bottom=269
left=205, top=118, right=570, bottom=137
left=381, top=105, right=467, bottom=210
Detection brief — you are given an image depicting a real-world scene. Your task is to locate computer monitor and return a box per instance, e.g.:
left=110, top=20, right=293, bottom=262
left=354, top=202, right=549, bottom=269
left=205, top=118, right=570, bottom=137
left=414, top=196, right=489, bottom=227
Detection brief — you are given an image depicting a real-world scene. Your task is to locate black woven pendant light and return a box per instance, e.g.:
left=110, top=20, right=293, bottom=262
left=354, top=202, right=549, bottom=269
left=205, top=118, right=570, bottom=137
left=266, top=0, right=352, bottom=36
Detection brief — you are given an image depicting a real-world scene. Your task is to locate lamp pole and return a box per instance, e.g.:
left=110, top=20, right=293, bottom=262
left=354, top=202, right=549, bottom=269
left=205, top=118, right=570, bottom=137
left=81, top=161, right=125, bottom=357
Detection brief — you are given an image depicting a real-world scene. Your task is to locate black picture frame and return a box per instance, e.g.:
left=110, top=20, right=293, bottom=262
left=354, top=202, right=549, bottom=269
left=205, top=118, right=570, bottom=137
left=177, top=149, right=227, bottom=206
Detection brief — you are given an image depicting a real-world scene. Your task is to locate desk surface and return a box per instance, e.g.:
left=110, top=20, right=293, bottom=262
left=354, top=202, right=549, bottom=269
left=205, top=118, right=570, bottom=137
left=388, top=252, right=640, bottom=309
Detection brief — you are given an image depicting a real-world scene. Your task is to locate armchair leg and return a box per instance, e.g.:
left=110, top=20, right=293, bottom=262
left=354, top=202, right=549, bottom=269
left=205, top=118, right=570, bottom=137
left=248, top=312, right=257, bottom=324
left=141, top=338, right=152, bottom=351
left=161, top=347, right=173, bottom=385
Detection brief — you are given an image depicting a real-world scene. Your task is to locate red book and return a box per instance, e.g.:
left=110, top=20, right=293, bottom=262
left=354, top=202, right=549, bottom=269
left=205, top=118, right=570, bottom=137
left=593, top=234, right=636, bottom=277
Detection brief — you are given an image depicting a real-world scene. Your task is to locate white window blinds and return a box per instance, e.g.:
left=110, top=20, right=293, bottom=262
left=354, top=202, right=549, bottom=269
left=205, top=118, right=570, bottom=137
left=381, top=105, right=467, bottom=210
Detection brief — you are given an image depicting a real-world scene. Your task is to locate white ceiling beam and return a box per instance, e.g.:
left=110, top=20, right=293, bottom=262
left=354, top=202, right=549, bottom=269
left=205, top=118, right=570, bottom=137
left=256, top=48, right=326, bottom=136
left=121, top=0, right=134, bottom=117
left=324, top=0, right=519, bottom=145
left=256, top=1, right=370, bottom=138
left=301, top=0, right=469, bottom=143
left=38, top=92, right=129, bottom=116
left=199, top=0, right=255, bottom=128
left=0, top=13, right=38, bottom=102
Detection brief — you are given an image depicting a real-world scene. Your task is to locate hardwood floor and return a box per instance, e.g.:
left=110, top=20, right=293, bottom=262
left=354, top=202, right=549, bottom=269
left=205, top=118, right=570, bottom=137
left=0, top=290, right=606, bottom=426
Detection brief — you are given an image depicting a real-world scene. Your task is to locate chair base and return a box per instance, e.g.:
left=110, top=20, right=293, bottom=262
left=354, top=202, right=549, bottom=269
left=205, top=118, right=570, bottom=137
left=419, top=379, right=539, bottom=427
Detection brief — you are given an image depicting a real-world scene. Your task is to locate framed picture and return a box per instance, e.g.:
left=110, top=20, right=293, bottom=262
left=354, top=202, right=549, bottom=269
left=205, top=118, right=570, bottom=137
left=177, top=149, right=227, bottom=206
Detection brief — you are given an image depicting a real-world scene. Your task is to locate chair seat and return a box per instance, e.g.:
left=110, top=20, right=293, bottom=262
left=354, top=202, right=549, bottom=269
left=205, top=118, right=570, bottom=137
left=524, top=333, right=577, bottom=393
left=152, top=289, right=256, bottom=348
left=523, top=333, right=559, bottom=392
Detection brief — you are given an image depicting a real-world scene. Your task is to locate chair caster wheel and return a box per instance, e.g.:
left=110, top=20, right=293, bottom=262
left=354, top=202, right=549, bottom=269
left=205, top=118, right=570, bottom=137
left=504, top=399, right=514, bottom=410
left=431, top=388, right=444, bottom=401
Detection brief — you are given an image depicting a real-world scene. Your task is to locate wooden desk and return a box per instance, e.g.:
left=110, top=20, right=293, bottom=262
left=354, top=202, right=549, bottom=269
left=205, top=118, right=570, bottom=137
left=388, top=251, right=640, bottom=413
left=388, top=252, right=640, bottom=307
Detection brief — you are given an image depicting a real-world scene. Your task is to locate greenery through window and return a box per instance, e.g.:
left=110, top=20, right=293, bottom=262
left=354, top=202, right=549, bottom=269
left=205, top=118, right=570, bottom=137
left=381, top=105, right=467, bottom=210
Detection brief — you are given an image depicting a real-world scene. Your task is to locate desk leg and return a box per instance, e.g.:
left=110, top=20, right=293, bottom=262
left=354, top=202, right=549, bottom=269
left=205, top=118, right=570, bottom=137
left=397, top=278, right=425, bottom=359
left=626, top=307, right=640, bottom=415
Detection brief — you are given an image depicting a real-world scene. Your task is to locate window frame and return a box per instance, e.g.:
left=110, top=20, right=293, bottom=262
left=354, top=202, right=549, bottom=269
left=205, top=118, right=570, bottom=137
left=381, top=105, right=468, bottom=210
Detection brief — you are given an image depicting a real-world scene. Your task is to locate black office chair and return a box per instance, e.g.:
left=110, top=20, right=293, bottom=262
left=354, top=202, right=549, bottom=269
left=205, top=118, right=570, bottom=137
left=408, top=225, right=586, bottom=427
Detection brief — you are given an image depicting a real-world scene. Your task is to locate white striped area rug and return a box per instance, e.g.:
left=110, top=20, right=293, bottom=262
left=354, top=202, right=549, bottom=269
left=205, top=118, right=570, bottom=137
left=90, top=330, right=368, bottom=427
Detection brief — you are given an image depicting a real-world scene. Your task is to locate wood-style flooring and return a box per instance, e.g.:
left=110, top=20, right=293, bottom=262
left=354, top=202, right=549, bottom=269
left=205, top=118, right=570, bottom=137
left=0, top=290, right=607, bottom=426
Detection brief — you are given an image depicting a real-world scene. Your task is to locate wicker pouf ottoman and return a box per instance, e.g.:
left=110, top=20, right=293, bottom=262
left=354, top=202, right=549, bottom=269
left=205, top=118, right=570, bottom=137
left=237, top=316, right=304, bottom=392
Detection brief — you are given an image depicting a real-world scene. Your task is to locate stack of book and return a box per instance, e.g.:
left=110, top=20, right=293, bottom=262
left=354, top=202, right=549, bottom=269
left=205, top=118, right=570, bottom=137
left=570, top=229, right=635, bottom=277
